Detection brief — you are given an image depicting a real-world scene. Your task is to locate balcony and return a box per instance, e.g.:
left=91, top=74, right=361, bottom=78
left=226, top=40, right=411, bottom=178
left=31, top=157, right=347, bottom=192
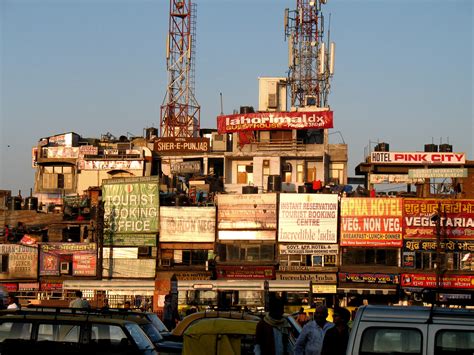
left=254, top=139, right=306, bottom=152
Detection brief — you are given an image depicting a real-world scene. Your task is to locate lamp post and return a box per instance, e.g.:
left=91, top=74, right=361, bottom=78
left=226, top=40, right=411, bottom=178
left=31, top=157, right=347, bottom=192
left=433, top=202, right=446, bottom=304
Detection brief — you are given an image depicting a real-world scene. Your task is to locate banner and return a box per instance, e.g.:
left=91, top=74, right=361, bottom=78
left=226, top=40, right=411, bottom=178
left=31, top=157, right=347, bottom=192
left=40, top=243, right=96, bottom=276
left=340, top=198, right=403, bottom=247
left=403, top=199, right=474, bottom=239
left=278, top=194, right=338, bottom=243
left=217, top=111, right=333, bottom=133
left=217, top=194, right=277, bottom=230
left=371, top=152, right=465, bottom=165
left=339, top=272, right=400, bottom=285
left=103, top=177, right=159, bottom=236
left=160, top=207, right=216, bottom=242
left=401, top=273, right=474, bottom=289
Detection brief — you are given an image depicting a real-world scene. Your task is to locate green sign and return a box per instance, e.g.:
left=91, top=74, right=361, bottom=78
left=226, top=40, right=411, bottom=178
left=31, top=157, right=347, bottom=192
left=103, top=233, right=157, bottom=246
left=103, top=178, right=159, bottom=237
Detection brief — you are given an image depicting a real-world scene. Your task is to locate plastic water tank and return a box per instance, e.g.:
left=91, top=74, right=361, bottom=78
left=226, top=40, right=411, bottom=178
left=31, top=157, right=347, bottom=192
left=26, top=197, right=38, bottom=211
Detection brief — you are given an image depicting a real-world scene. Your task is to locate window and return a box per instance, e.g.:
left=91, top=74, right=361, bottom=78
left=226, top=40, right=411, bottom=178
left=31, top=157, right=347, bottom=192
left=306, top=162, right=317, bottom=182
left=237, top=164, right=253, bottom=185
left=360, top=327, right=422, bottom=354
left=342, top=248, right=398, bottom=266
left=163, top=249, right=210, bottom=266
left=219, top=243, right=275, bottom=262
left=279, top=254, right=337, bottom=267
left=0, top=322, right=32, bottom=341
left=329, top=163, right=344, bottom=184
left=435, top=330, right=474, bottom=354
left=42, top=166, right=73, bottom=190
left=37, top=323, right=80, bottom=342
left=296, top=164, right=304, bottom=183
left=0, top=254, right=8, bottom=272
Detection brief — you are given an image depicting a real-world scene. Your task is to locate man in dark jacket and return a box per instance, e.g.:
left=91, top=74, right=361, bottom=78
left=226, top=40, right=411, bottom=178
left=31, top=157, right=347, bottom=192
left=321, top=307, right=351, bottom=355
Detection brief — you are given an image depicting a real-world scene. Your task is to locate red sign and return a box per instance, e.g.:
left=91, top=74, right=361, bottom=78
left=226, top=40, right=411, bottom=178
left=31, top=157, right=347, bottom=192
left=73, top=254, right=97, bottom=276
left=403, top=199, right=474, bottom=239
left=217, top=266, right=275, bottom=279
left=340, top=198, right=403, bottom=247
left=40, top=282, right=63, bottom=291
left=217, top=111, right=333, bottom=133
left=401, top=273, right=474, bottom=289
left=0, top=283, right=18, bottom=292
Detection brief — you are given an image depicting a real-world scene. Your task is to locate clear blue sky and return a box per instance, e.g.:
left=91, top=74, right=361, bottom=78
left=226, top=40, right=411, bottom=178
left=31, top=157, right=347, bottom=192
left=1, top=0, right=472, bottom=195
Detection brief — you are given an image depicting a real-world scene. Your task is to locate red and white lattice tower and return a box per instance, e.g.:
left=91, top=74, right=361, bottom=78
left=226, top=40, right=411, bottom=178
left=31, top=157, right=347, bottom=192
left=285, top=0, right=335, bottom=109
left=160, top=0, right=200, bottom=138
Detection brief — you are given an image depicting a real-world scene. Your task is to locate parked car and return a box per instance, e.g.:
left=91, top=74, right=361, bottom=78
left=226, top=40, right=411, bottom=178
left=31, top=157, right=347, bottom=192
left=347, top=305, right=474, bottom=355
left=0, top=309, right=158, bottom=354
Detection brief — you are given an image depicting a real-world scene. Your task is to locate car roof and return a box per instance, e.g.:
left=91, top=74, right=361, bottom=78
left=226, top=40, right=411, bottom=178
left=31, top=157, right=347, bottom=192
left=172, top=311, right=260, bottom=337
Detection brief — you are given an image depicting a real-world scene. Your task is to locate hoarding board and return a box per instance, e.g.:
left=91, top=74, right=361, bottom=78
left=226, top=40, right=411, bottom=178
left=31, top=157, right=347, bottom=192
left=154, top=137, right=210, bottom=153
left=340, top=198, right=403, bottom=247
left=401, top=273, right=474, bottom=289
left=403, top=199, right=474, bottom=239
left=279, top=244, right=338, bottom=255
left=160, top=207, right=216, bottom=242
left=370, top=152, right=465, bottom=165
left=0, top=244, right=37, bottom=279
left=102, top=177, right=159, bottom=238
left=217, top=111, right=333, bottom=133
left=339, top=272, right=400, bottom=285
left=217, top=194, right=277, bottom=230
left=39, top=243, right=96, bottom=277
left=278, top=194, right=338, bottom=243
left=102, top=259, right=156, bottom=278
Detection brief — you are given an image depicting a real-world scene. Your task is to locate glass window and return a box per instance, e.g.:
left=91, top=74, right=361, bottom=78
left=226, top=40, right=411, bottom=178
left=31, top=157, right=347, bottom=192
left=435, top=330, right=474, bottom=354
left=38, top=323, right=80, bottom=342
left=296, top=164, right=304, bottom=183
left=0, top=322, right=32, bottom=341
left=361, top=327, right=422, bottom=354
left=124, top=323, right=155, bottom=352
left=224, top=243, right=275, bottom=262
left=342, top=248, right=398, bottom=266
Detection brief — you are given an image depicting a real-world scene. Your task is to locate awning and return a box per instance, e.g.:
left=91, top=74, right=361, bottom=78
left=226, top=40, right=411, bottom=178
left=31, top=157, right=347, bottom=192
left=337, top=288, right=397, bottom=296
left=178, top=280, right=264, bottom=292
left=63, top=279, right=155, bottom=296
left=268, top=280, right=310, bottom=292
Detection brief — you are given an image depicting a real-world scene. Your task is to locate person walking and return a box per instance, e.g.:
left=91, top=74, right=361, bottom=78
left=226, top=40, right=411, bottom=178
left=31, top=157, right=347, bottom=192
left=296, top=307, right=309, bottom=327
left=163, top=294, right=179, bottom=330
left=254, top=293, right=291, bottom=355
left=321, top=307, right=351, bottom=355
left=69, top=290, right=90, bottom=309
left=7, top=296, right=20, bottom=310
left=295, top=305, right=334, bottom=355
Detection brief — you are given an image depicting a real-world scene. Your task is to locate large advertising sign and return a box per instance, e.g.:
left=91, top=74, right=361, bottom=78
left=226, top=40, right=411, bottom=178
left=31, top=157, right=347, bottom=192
left=370, top=151, right=465, bottom=165
left=102, top=177, right=159, bottom=238
left=278, top=194, right=338, bottom=243
left=401, top=273, right=474, bottom=290
left=340, top=198, right=403, bottom=247
left=160, top=207, right=216, bottom=242
left=339, top=272, right=400, bottom=285
left=0, top=244, right=37, bottom=280
left=403, top=199, right=474, bottom=239
left=40, top=243, right=96, bottom=276
left=217, top=111, right=333, bottom=133
left=217, top=194, right=277, bottom=230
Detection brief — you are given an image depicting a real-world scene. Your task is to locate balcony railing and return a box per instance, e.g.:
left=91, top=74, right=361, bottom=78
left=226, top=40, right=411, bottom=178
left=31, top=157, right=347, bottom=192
left=254, top=139, right=305, bottom=151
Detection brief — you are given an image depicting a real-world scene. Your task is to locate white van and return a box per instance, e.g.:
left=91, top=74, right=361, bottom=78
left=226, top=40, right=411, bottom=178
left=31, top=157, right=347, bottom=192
left=347, top=305, right=474, bottom=355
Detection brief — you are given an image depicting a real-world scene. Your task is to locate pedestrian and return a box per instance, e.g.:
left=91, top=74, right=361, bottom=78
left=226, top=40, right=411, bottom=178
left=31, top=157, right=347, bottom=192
left=321, top=307, right=351, bottom=355
left=163, top=294, right=179, bottom=331
left=69, top=290, right=90, bottom=309
left=102, top=298, right=110, bottom=310
left=295, top=305, right=334, bottom=355
left=254, top=293, right=291, bottom=355
left=7, top=295, right=20, bottom=310
left=124, top=301, right=131, bottom=309
left=296, top=307, right=309, bottom=327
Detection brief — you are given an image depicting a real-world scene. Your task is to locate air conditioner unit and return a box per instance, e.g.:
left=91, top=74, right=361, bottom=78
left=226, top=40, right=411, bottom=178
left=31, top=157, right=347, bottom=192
left=161, top=258, right=171, bottom=267
left=60, top=262, right=70, bottom=274
left=138, top=246, right=151, bottom=257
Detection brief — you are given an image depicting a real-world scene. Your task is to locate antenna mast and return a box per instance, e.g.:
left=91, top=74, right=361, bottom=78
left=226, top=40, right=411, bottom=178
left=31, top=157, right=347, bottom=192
left=160, top=0, right=200, bottom=138
left=284, top=0, right=335, bottom=109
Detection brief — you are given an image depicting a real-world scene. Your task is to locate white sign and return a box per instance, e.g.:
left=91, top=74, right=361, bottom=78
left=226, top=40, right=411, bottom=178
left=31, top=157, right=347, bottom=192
left=369, top=174, right=424, bottom=184
left=103, top=248, right=138, bottom=259
left=408, top=168, right=468, bottom=179
left=160, top=207, right=216, bottom=242
left=279, top=244, right=338, bottom=255
left=278, top=194, right=338, bottom=243
left=371, top=152, right=465, bottom=165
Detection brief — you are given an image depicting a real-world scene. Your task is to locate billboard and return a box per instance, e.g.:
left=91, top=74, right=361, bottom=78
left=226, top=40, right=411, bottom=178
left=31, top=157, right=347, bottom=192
left=40, top=243, right=96, bottom=276
left=217, top=111, right=333, bottom=133
left=403, top=199, right=474, bottom=239
left=0, top=244, right=37, bottom=280
left=278, top=194, right=338, bottom=243
left=370, top=152, right=465, bottom=165
left=160, top=207, right=216, bottom=242
left=340, top=198, right=403, bottom=247
left=217, top=194, right=277, bottom=230
left=401, top=273, right=474, bottom=290
left=102, top=177, right=159, bottom=240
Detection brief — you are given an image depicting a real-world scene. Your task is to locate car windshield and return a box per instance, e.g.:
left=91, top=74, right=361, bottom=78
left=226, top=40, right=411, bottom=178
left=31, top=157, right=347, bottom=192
left=125, top=323, right=157, bottom=353
left=140, top=323, right=163, bottom=344
left=145, top=313, right=168, bottom=332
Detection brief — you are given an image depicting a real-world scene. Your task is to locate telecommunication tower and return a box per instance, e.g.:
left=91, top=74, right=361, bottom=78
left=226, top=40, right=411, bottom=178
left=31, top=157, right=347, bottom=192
left=160, top=0, right=200, bottom=138
left=284, top=0, right=335, bottom=109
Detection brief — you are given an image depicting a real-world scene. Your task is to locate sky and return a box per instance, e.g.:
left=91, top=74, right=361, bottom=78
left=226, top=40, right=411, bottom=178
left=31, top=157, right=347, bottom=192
left=1, top=0, right=472, bottom=196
